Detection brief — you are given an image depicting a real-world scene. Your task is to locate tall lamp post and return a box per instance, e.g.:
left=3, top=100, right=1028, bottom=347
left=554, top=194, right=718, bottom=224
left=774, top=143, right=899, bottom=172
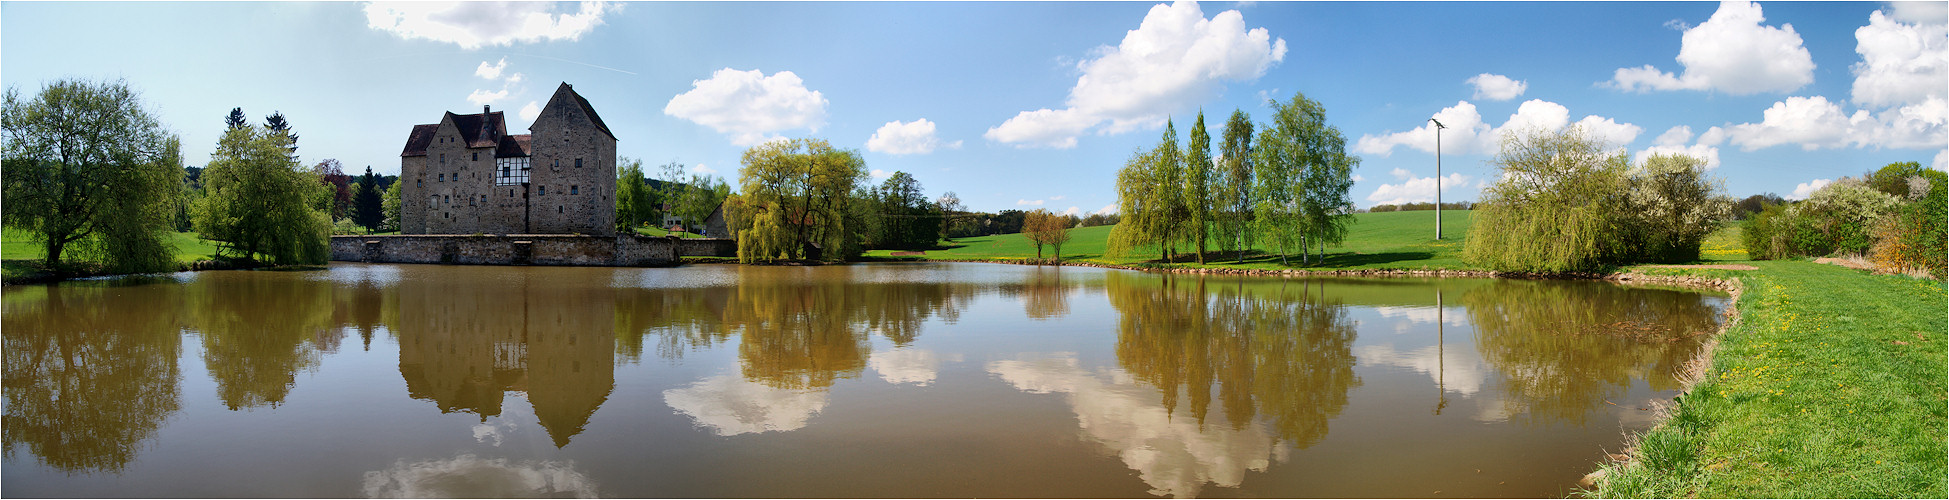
left=1429, top=118, right=1445, bottom=240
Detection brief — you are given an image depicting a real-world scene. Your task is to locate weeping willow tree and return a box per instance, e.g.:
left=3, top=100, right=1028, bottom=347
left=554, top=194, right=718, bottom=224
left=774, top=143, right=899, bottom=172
left=1467, top=128, right=1731, bottom=272
left=1465, top=128, right=1635, bottom=273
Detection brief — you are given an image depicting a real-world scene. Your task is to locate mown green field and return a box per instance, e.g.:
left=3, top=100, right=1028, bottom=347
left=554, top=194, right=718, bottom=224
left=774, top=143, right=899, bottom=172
left=868, top=209, right=1478, bottom=270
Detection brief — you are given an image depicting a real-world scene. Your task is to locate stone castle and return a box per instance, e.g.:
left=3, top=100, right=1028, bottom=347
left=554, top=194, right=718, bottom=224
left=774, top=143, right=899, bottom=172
left=400, top=82, right=616, bottom=236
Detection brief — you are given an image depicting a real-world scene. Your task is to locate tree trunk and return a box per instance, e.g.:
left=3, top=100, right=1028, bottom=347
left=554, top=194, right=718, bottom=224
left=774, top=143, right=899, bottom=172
left=44, top=237, right=65, bottom=270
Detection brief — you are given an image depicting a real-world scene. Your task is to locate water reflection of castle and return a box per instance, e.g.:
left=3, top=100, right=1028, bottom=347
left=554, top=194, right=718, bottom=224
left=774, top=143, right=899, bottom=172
left=394, top=270, right=614, bottom=448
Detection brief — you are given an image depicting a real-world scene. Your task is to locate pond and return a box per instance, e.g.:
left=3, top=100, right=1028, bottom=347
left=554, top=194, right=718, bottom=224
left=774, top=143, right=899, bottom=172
left=1, top=262, right=1726, bottom=498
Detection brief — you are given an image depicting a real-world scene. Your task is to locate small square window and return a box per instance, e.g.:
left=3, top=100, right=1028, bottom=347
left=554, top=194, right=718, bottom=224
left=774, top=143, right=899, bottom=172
left=472, top=152, right=478, bottom=161
left=571, top=185, right=579, bottom=195
left=417, top=179, right=422, bottom=187
left=575, top=158, right=582, bottom=168
left=438, top=173, right=444, bottom=182
left=538, top=186, right=545, bottom=195
left=558, top=206, right=564, bottom=213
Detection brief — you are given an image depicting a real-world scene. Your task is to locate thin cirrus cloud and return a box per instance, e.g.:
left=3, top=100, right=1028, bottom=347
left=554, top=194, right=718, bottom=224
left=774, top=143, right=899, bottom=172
left=985, top=0, right=1287, bottom=149
left=1603, top=0, right=1815, bottom=95
left=866, top=119, right=961, bottom=155
left=665, top=68, right=829, bottom=147
left=363, top=1, right=617, bottom=49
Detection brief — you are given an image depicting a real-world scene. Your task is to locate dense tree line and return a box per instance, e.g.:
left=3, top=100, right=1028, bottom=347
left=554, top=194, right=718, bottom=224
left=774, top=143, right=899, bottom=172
left=1366, top=201, right=1474, bottom=213
left=1110, top=92, right=1359, bottom=265
left=1464, top=128, right=1733, bottom=272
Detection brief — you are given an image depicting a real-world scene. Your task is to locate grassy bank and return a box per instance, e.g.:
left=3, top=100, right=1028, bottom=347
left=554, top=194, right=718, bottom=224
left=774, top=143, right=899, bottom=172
left=2, top=228, right=225, bottom=283
left=1595, top=261, right=1946, bottom=498
left=869, top=209, right=1477, bottom=270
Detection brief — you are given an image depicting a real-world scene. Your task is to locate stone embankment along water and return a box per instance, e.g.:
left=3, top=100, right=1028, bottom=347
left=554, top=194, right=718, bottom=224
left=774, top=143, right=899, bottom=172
left=328, top=234, right=735, bottom=267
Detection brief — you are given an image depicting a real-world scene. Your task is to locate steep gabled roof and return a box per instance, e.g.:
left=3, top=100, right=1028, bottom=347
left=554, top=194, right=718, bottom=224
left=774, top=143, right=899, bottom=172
left=555, top=82, right=616, bottom=141
left=401, top=124, right=438, bottom=157
left=449, top=111, right=508, bottom=149
left=403, top=109, right=510, bottom=157
left=496, top=134, right=532, bottom=158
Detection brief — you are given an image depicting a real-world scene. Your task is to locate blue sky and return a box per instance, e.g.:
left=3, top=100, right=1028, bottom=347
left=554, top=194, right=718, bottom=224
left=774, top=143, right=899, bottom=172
left=4, top=1, right=1944, bottom=214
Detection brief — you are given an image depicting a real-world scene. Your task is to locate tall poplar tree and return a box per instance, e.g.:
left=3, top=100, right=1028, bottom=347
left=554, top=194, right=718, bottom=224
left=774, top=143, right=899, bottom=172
left=1154, top=120, right=1184, bottom=263
left=1218, top=110, right=1254, bottom=262
left=1183, top=110, right=1213, bottom=264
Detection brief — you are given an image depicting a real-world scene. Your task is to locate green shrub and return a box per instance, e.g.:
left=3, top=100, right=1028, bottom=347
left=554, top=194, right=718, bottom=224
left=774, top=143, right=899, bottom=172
left=1743, top=202, right=1793, bottom=260
left=1871, top=170, right=1947, bottom=278
left=1786, top=178, right=1899, bottom=257
left=1626, top=153, right=1734, bottom=263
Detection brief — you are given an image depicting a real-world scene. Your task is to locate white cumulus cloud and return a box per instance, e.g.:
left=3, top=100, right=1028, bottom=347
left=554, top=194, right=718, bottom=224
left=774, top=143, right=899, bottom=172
left=1605, top=0, right=1815, bottom=95
left=1467, top=73, right=1527, bottom=101
left=363, top=1, right=616, bottom=49
left=1888, top=1, right=1949, bottom=25
left=986, top=0, right=1287, bottom=148
left=1852, top=9, right=1948, bottom=108
left=1636, top=125, right=1723, bottom=169
left=1366, top=173, right=1473, bottom=206
left=1094, top=204, right=1119, bottom=215
left=1788, top=178, right=1832, bottom=200
left=1355, top=99, right=1638, bottom=157
left=866, top=119, right=961, bottom=155
left=518, top=101, right=541, bottom=121
left=691, top=163, right=717, bottom=175
left=665, top=68, right=829, bottom=147
left=1934, top=149, right=1948, bottom=171
left=475, top=57, right=509, bottom=80
left=466, top=88, right=509, bottom=106
left=1719, top=95, right=1946, bottom=151
left=1017, top=199, right=1046, bottom=206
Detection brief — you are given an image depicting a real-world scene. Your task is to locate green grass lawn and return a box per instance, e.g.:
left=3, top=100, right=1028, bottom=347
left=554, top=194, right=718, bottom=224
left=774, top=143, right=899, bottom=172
left=1596, top=261, right=1946, bottom=498
left=3, top=228, right=224, bottom=264
left=869, top=209, right=1478, bottom=271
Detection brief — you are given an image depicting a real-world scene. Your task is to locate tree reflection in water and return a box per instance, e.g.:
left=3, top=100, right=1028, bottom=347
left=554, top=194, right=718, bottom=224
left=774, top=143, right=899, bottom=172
left=2, top=283, right=184, bottom=473
left=1108, top=273, right=1361, bottom=447
left=1462, top=279, right=1717, bottom=425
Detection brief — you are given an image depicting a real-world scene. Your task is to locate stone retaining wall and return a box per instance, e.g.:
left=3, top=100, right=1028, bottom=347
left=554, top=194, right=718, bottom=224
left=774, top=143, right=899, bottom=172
left=329, top=235, right=735, bottom=266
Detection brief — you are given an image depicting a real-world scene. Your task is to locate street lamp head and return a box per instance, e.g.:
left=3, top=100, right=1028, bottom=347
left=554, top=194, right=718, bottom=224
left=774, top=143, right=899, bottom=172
left=1428, top=118, right=1446, bottom=129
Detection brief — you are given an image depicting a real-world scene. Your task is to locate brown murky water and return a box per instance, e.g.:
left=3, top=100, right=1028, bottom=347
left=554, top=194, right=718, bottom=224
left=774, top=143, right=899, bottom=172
left=2, top=262, right=1725, bottom=498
